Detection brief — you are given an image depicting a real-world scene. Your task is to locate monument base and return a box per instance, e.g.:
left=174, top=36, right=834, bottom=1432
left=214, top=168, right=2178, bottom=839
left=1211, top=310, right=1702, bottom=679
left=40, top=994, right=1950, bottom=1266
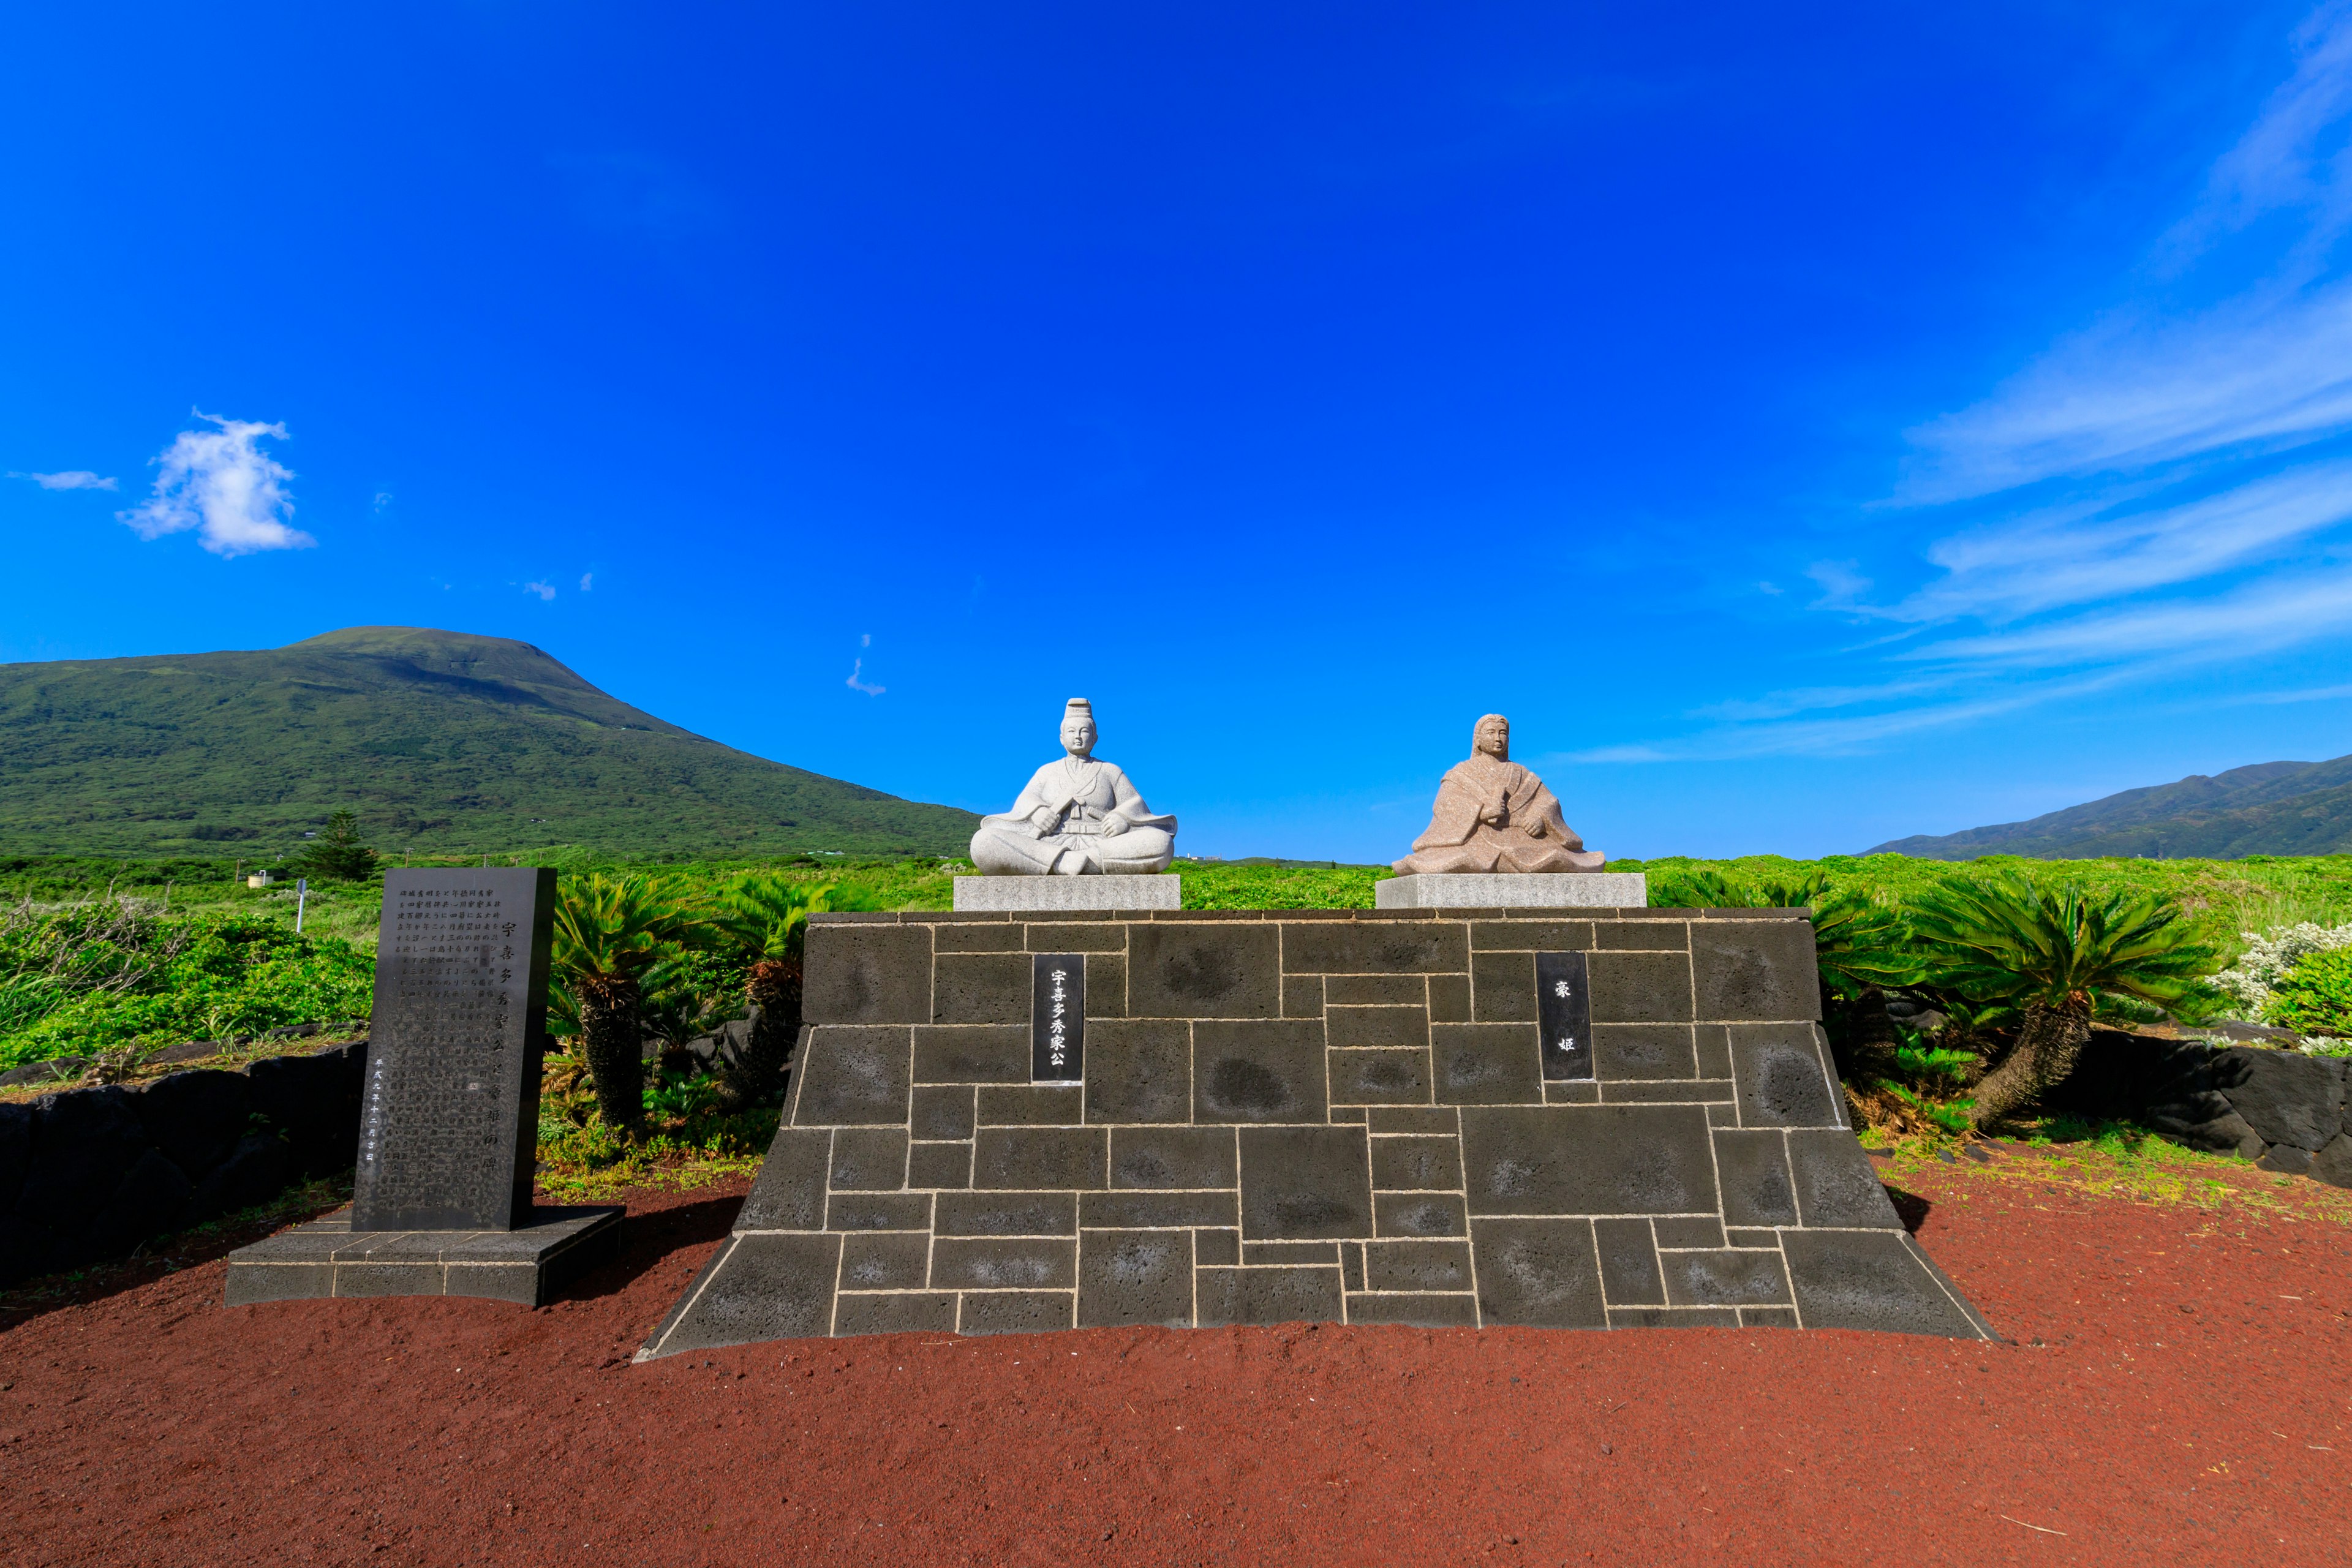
left=953, top=875, right=1182, bottom=912
left=224, top=1204, right=622, bottom=1307
left=1374, top=872, right=1649, bottom=909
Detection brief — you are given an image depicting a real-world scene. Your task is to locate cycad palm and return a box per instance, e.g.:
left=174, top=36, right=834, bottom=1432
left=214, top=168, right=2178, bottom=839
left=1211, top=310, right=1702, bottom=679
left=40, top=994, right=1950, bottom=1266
left=1907, top=872, right=2217, bottom=1129
left=551, top=873, right=701, bottom=1138
left=710, top=875, right=835, bottom=1106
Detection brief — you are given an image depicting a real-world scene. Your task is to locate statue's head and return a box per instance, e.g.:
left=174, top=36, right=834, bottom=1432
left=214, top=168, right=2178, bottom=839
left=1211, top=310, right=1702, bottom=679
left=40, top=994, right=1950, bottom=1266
left=1473, top=713, right=1510, bottom=760
left=1060, top=698, right=1096, bottom=759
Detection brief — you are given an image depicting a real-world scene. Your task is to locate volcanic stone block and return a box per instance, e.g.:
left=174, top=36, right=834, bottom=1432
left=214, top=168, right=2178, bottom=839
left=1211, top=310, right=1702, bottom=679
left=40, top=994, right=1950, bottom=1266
left=1083, top=1020, right=1191, bottom=1123
left=1238, top=1126, right=1373, bottom=1240
left=20, top=1088, right=149, bottom=1233
left=1128, top=925, right=1280, bottom=1019
left=1586, top=952, right=1694, bottom=1024
left=972, top=1127, right=1106, bottom=1189
left=1471, top=1218, right=1607, bottom=1329
left=1471, top=920, right=1596, bottom=952
left=932, top=953, right=1030, bottom=1025
left=793, top=1027, right=913, bottom=1126
left=932, top=1237, right=1076, bottom=1289
left=1329, top=1049, right=1433, bottom=1106
left=1370, top=1135, right=1461, bottom=1191
left=804, top=922, right=932, bottom=1023
left=1078, top=1229, right=1194, bottom=1327
left=826, top=1192, right=932, bottom=1231
left=933, top=922, right=1025, bottom=952
left=908, top=1142, right=973, bottom=1188
left=1654, top=1215, right=1726, bottom=1248
left=1327, top=974, right=1427, bottom=1006
left=1244, top=1240, right=1336, bottom=1265
left=1661, top=1248, right=1792, bottom=1308
left=1787, top=1129, right=1903, bottom=1228
left=1082, top=1189, right=1238, bottom=1228
left=87, top=1148, right=193, bottom=1259
left=1194, top=1020, right=1329, bottom=1123
left=1326, top=1005, right=1430, bottom=1049
left=1608, top=1306, right=1738, bottom=1328
left=959, top=1291, right=1076, bottom=1335
left=1729, top=1025, right=1840, bottom=1128
left=1743, top=1306, right=1800, bottom=1329
left=1368, top=1106, right=1460, bottom=1135
left=828, top=1128, right=908, bottom=1191
left=1284, top=974, right=1325, bottom=1018
left=2257, top=1145, right=2313, bottom=1175
left=1592, top=1025, right=1698, bottom=1082
left=1363, top=1238, right=1472, bottom=1291
left=935, top=1192, right=1076, bottom=1235
left=1594, top=1218, right=1665, bottom=1306
left=184, top=1131, right=289, bottom=1225
left=247, top=1050, right=352, bottom=1180
left=2312, top=1133, right=2352, bottom=1189
left=1374, top=1192, right=1468, bottom=1237
left=912, top=1025, right=1030, bottom=1085
left=1348, top=1292, right=1478, bottom=1327
left=1197, top=1265, right=1344, bottom=1327
left=1596, top=919, right=1686, bottom=950
left=840, top=1231, right=931, bottom=1290
left=1692, top=921, right=1822, bottom=1022
left=2213, top=1047, right=2346, bottom=1152
left=652, top=1232, right=842, bottom=1352
left=1780, top=1231, right=1983, bottom=1338
left=1694, top=1027, right=1734, bottom=1079
left=1711, top=1129, right=1799, bottom=1227
left=1469, top=951, right=1537, bottom=1023
left=1196, top=1228, right=1240, bottom=1265
left=911, top=1086, right=977, bottom=1140
left=1280, top=921, right=1468, bottom=975
left=1461, top=1105, right=1718, bottom=1216
left=135, top=1069, right=251, bottom=1176
left=1110, top=1126, right=1237, bottom=1189
left=835, top=1293, right=959, bottom=1335
left=1427, top=973, right=1472, bottom=1023
left=1026, top=922, right=1128, bottom=952
left=736, top=1128, right=831, bottom=1230
left=977, top=1086, right=1083, bottom=1125
left=1430, top=1023, right=1543, bottom=1104
left=0, top=1102, right=30, bottom=1211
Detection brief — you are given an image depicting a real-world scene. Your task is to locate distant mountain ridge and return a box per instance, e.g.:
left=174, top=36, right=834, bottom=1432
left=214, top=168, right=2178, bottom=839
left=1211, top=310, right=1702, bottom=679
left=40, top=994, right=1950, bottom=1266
left=1869, top=755, right=2352, bottom=859
left=0, top=626, right=977, bottom=859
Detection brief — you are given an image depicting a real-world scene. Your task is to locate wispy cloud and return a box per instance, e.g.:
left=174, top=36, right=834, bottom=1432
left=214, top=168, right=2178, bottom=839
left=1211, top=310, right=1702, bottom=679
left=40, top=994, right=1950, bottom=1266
left=10, top=469, right=117, bottom=491
left=118, top=412, right=311, bottom=556
left=522, top=581, right=556, bottom=601
left=578, top=573, right=594, bottom=592
left=846, top=635, right=885, bottom=696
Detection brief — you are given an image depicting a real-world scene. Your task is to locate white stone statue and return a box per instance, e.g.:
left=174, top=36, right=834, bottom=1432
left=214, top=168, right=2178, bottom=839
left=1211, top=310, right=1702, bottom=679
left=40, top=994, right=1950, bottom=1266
left=969, top=698, right=1177, bottom=875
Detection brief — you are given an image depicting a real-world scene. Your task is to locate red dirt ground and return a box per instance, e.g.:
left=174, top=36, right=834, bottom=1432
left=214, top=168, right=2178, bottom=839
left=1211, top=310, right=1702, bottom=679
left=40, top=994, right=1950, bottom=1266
left=3, top=1156, right=2348, bottom=1567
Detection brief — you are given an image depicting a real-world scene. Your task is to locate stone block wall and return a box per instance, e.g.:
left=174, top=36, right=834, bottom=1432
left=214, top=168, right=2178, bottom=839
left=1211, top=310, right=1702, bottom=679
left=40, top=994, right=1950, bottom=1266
left=640, top=909, right=1993, bottom=1355
left=0, top=1041, right=368, bottom=1286
left=2051, top=1031, right=2352, bottom=1185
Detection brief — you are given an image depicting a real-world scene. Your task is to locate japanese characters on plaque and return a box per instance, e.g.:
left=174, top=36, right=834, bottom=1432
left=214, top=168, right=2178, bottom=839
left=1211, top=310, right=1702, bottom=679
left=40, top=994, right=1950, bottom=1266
left=352, top=867, right=557, bottom=1232
left=1534, top=950, right=1594, bottom=1082
left=1030, top=952, right=1086, bottom=1084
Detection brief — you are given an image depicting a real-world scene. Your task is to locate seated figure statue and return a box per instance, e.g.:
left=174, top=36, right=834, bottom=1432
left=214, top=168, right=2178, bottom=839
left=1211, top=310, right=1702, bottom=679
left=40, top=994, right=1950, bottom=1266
left=970, top=699, right=1178, bottom=876
left=1393, top=714, right=1605, bottom=875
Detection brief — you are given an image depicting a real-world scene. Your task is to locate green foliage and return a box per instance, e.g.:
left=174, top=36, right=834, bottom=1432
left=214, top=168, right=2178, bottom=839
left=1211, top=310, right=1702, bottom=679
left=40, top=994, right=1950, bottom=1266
left=549, top=873, right=704, bottom=1003
left=712, top=874, right=838, bottom=963
left=1177, top=861, right=1384, bottom=909
left=2265, top=945, right=2352, bottom=1036
left=1890, top=1044, right=1978, bottom=1089
left=287, top=809, right=379, bottom=882
left=1906, top=872, right=2221, bottom=1013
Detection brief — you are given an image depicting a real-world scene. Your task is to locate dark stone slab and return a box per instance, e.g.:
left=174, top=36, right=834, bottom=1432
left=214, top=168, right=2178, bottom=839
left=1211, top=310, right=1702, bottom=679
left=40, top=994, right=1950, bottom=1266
left=1534, top=952, right=1594, bottom=1082
left=1786, top=1129, right=1903, bottom=1228
left=1326, top=974, right=1426, bottom=1006
left=1025, top=922, right=1128, bottom=952
left=1031, top=954, right=1085, bottom=1082
left=1427, top=973, right=1472, bottom=1022
left=135, top=1069, right=251, bottom=1177
left=1326, top=1005, right=1431, bottom=1049
left=1244, top=1240, right=1337, bottom=1265
left=1347, top=1292, right=1477, bottom=1328
left=1780, top=1230, right=1984, bottom=1338
left=1471, top=1218, right=1606, bottom=1329
left=1591, top=1024, right=1697, bottom=1082
left=1194, top=1020, right=1328, bottom=1123
left=1077, top=1230, right=1193, bottom=1327
left=1694, top=1027, right=1734, bottom=1079
left=827, top=1128, right=907, bottom=1191
left=1661, top=1248, right=1791, bottom=1308
left=184, top=1130, right=288, bottom=1226
left=976, top=1086, right=1083, bottom=1125
left=1605, top=1079, right=1733, bottom=1104
left=1284, top=974, right=1326, bottom=1018
left=1195, top=1228, right=1240, bottom=1265
left=971, top=1127, right=1106, bottom=1189
left=1607, top=1306, right=1737, bottom=1328
left=912, top=1025, right=1030, bottom=1085
left=1363, top=1238, right=1472, bottom=1291
left=1341, top=1244, right=1365, bottom=1291
left=908, top=1141, right=974, bottom=1188
left=737, top=1128, right=829, bottom=1229
left=1430, top=1023, right=1543, bottom=1104
left=1471, top=951, right=1537, bottom=1022
left=1461, top=1105, right=1718, bottom=1216
left=1082, top=1019, right=1191, bottom=1123
left=1197, top=1265, right=1343, bottom=1327
left=1370, top=1135, right=1461, bottom=1191
left=1654, top=1215, right=1727, bottom=1249
left=1711, top=1129, right=1799, bottom=1227
left=0, top=1101, right=30, bottom=1212
left=2257, top=1144, right=2313, bottom=1175
left=1281, top=922, right=1468, bottom=976
left=1471, top=920, right=1596, bottom=952
left=792, top=1027, right=913, bottom=1126
left=824, top=1192, right=932, bottom=1231
left=935, top=1192, right=1076, bottom=1235
left=1082, top=1189, right=1238, bottom=1228
left=959, top=1290, right=1075, bottom=1335
left=1729, top=1025, right=1841, bottom=1128
left=1596, top=921, right=1687, bottom=949
left=1741, top=1306, right=1801, bottom=1329
left=1367, top=1106, right=1460, bottom=1135
left=911, top=1086, right=978, bottom=1140
left=1110, top=1126, right=1237, bottom=1189
left=933, top=922, right=1026, bottom=952
left=1691, top=921, right=1822, bottom=1022
left=931, top=953, right=1028, bottom=1026
left=1238, top=1126, right=1373, bottom=1240
left=931, top=1237, right=1076, bottom=1289
left=1128, top=925, right=1280, bottom=1019
left=232, top=1206, right=623, bottom=1312
left=1586, top=951, right=1693, bottom=1024
left=1374, top=1193, right=1468, bottom=1237
left=1594, top=1218, right=1664, bottom=1306
left=88, top=1148, right=192, bottom=1258
left=1329, top=1049, right=1433, bottom=1106
left=804, top=924, right=932, bottom=1024
left=834, top=1292, right=958, bottom=1335
left=2212, top=1047, right=2346, bottom=1152
left=840, top=1231, right=930, bottom=1289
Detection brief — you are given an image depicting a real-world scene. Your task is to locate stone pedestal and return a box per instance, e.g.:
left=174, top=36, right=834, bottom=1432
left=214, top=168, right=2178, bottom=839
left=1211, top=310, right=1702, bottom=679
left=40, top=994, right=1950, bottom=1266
left=225, top=1205, right=621, bottom=1306
left=953, top=875, right=1182, bottom=912
left=1374, top=872, right=1649, bottom=909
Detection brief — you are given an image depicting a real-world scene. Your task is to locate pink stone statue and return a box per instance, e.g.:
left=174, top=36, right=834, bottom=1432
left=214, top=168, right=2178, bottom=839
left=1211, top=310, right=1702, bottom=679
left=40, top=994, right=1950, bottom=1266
left=1392, top=714, right=1605, bottom=875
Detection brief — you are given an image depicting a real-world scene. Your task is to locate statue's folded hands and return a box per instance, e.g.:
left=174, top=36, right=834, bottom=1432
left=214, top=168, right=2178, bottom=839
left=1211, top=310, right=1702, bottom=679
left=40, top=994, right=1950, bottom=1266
left=1393, top=713, right=1604, bottom=875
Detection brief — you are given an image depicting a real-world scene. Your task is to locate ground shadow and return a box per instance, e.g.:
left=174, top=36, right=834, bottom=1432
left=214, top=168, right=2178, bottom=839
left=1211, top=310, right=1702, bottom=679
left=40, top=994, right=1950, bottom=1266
left=552, top=1191, right=744, bottom=1305
left=1882, top=1184, right=1932, bottom=1234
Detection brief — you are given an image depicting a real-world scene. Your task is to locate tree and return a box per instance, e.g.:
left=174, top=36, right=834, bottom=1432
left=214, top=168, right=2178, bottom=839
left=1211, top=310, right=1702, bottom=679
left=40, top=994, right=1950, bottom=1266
left=709, top=875, right=835, bottom=1108
left=289, top=809, right=379, bottom=881
left=549, top=873, right=700, bottom=1138
left=1907, top=872, right=2218, bottom=1131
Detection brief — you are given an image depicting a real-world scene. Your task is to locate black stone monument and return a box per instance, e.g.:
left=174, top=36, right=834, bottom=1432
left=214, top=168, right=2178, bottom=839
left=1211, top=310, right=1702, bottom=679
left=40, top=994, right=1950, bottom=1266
left=224, top=868, right=620, bottom=1307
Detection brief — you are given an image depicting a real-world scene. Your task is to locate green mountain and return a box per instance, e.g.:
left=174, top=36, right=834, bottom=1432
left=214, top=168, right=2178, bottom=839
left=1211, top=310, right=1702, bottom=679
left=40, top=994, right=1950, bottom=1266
left=0, top=626, right=978, bottom=859
left=1868, top=756, right=2352, bottom=859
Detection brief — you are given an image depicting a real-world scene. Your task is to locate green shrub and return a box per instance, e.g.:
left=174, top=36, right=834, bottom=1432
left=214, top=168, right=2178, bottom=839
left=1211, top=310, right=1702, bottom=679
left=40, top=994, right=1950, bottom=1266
left=2265, top=945, right=2352, bottom=1036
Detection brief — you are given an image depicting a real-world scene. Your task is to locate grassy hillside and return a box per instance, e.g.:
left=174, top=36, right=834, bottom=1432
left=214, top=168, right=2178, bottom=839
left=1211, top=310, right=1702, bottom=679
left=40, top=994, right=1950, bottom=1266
left=1871, top=756, right=2352, bottom=859
left=0, top=627, right=978, bottom=860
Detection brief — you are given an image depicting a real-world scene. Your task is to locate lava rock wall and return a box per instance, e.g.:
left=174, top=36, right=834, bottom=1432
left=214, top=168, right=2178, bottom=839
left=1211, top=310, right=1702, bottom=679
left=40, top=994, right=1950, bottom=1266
left=2051, top=1033, right=2352, bottom=1184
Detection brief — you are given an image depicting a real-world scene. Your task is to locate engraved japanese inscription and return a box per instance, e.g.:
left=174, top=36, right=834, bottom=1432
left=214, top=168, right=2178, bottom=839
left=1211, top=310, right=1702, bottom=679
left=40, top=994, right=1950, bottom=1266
left=352, top=867, right=557, bottom=1231
left=1031, top=953, right=1086, bottom=1083
left=1535, top=950, right=1593, bottom=1081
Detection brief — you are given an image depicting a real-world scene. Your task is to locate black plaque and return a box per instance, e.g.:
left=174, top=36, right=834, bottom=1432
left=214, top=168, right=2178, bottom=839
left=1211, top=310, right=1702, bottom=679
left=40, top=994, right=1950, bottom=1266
left=1535, top=951, right=1593, bottom=1082
left=353, top=868, right=557, bottom=1231
left=1031, top=954, right=1085, bottom=1084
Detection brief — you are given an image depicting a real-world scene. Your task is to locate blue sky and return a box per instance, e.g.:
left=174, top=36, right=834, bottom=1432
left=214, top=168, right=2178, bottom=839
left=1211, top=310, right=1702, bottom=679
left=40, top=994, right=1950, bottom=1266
left=8, top=2, right=2352, bottom=862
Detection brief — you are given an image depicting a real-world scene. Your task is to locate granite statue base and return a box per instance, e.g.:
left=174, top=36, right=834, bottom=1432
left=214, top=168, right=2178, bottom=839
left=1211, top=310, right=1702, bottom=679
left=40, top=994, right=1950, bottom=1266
left=636, top=908, right=1994, bottom=1355
left=1375, top=872, right=1649, bottom=909
left=224, top=1205, right=622, bottom=1307
left=953, top=875, right=1182, bottom=912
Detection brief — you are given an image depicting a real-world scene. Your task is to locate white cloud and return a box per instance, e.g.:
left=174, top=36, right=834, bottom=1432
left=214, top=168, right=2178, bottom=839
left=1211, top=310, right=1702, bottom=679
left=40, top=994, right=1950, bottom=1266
left=118, top=412, right=311, bottom=556
left=522, top=581, right=556, bottom=601
left=846, top=658, right=885, bottom=696
left=10, top=470, right=118, bottom=491
left=578, top=573, right=594, bottom=592
left=372, top=491, right=393, bottom=513
left=1804, top=560, right=1871, bottom=609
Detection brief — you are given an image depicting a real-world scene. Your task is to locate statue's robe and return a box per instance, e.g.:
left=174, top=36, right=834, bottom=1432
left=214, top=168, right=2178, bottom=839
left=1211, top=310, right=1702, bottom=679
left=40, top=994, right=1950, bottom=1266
left=1393, top=751, right=1605, bottom=875
left=970, top=756, right=1178, bottom=875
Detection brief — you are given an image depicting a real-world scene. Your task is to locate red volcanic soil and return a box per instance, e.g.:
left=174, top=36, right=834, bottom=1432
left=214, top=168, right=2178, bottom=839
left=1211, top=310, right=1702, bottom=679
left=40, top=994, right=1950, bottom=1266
left=2, top=1157, right=2348, bottom=1567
